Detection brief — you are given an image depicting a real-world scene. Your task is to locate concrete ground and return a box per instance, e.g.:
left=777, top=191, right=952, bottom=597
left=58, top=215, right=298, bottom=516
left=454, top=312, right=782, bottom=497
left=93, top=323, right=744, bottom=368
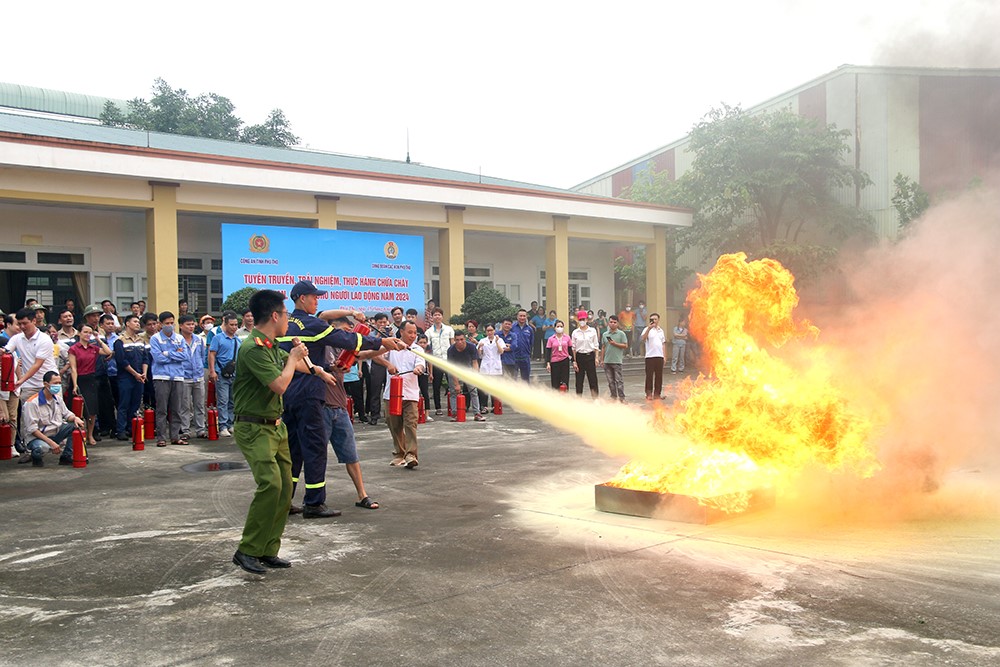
left=2, top=373, right=999, bottom=666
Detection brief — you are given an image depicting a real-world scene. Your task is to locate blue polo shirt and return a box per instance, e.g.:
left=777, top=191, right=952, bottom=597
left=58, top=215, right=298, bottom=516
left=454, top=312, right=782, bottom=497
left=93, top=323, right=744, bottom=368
left=208, top=331, right=240, bottom=373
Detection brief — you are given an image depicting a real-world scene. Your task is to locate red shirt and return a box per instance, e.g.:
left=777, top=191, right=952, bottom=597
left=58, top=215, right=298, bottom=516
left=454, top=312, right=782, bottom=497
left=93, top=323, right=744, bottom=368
left=69, top=341, right=100, bottom=375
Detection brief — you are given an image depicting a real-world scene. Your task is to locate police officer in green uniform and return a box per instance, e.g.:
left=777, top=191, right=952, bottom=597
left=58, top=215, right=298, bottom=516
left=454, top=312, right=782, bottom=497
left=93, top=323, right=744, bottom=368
left=231, top=289, right=311, bottom=575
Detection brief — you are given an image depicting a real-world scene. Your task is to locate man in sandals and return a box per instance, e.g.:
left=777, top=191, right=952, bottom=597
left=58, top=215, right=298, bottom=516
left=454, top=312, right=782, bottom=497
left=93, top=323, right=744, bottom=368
left=288, top=318, right=380, bottom=513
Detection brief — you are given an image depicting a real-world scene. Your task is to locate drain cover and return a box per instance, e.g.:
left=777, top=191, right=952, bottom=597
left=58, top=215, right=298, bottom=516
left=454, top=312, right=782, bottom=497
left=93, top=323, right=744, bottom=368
left=182, top=460, right=250, bottom=473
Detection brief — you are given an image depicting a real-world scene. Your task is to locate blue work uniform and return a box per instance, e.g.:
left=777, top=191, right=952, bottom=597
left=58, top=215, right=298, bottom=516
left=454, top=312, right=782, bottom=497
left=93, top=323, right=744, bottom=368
left=277, top=310, right=383, bottom=508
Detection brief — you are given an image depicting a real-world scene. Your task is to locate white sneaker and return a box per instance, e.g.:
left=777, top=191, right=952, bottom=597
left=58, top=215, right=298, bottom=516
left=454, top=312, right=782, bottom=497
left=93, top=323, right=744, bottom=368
left=219, top=428, right=232, bottom=438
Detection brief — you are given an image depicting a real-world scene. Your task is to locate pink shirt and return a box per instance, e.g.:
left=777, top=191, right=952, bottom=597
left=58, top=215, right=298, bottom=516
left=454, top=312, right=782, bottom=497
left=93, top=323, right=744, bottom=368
left=546, top=334, right=572, bottom=363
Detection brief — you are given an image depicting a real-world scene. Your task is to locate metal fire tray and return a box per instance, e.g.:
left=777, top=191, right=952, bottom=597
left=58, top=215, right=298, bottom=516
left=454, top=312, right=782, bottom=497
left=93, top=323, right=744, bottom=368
left=595, top=483, right=774, bottom=524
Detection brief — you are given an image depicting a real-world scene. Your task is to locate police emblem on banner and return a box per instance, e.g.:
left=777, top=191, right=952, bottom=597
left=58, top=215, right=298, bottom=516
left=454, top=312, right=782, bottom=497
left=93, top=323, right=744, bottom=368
left=249, top=234, right=270, bottom=253
left=384, top=241, right=399, bottom=260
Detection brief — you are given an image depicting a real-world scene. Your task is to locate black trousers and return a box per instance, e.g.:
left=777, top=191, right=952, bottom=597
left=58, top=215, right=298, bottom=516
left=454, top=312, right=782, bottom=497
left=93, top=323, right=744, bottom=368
left=550, top=358, right=570, bottom=389
left=432, top=364, right=448, bottom=410
left=574, top=352, right=599, bottom=396
left=367, top=361, right=387, bottom=417
left=95, top=373, right=116, bottom=434
left=344, top=380, right=365, bottom=419
left=644, top=356, right=664, bottom=398
left=418, top=373, right=430, bottom=409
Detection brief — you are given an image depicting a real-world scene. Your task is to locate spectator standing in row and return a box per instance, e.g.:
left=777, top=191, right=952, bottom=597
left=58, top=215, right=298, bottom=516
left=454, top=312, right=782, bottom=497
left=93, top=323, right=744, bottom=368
left=571, top=311, right=600, bottom=398
left=68, top=324, right=113, bottom=446
left=498, top=317, right=516, bottom=379
left=114, top=314, right=148, bottom=440
left=178, top=315, right=208, bottom=439
left=476, top=324, right=505, bottom=411
left=236, top=309, right=254, bottom=342
left=208, top=312, right=240, bottom=437
left=446, top=331, right=485, bottom=422
left=55, top=308, right=78, bottom=394
left=618, top=305, right=635, bottom=359
left=545, top=320, right=571, bottom=390
left=100, top=314, right=120, bottom=417
left=389, top=306, right=405, bottom=336
left=7, top=307, right=58, bottom=402
left=530, top=307, right=545, bottom=361
left=671, top=317, right=689, bottom=374
left=600, top=315, right=628, bottom=402
left=511, top=309, right=533, bottom=382
left=426, top=307, right=454, bottom=416
left=150, top=311, right=187, bottom=447
left=366, top=313, right=391, bottom=426
left=633, top=301, right=648, bottom=357
left=100, top=300, right=121, bottom=330
left=642, top=313, right=667, bottom=400
left=0, top=313, right=19, bottom=347
left=139, top=313, right=159, bottom=411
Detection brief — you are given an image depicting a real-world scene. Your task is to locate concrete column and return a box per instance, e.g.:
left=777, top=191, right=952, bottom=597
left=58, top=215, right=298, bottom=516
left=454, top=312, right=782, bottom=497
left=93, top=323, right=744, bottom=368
left=545, top=215, right=570, bottom=320
left=439, top=206, right=466, bottom=317
left=145, top=181, right=179, bottom=314
left=315, top=195, right=339, bottom=229
left=645, top=225, right=668, bottom=318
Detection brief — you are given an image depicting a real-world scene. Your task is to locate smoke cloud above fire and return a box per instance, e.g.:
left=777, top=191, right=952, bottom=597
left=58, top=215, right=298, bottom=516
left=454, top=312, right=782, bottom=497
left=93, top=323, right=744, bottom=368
left=872, top=0, right=1000, bottom=68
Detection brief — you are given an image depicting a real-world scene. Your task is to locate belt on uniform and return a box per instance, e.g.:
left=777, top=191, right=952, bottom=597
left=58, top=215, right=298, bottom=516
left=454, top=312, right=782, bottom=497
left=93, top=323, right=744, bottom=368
left=235, top=415, right=281, bottom=426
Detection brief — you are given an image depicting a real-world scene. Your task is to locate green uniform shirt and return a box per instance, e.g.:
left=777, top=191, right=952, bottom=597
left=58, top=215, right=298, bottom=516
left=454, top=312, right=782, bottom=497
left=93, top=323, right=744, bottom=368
left=233, top=328, right=289, bottom=419
left=602, top=329, right=628, bottom=365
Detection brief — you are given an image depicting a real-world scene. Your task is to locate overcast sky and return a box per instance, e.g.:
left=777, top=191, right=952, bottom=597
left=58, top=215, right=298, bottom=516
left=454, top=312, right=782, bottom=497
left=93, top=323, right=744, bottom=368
left=4, top=1, right=996, bottom=189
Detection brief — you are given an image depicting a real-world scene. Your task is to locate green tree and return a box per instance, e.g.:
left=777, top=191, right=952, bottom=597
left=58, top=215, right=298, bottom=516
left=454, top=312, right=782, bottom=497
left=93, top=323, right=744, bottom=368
left=100, top=79, right=299, bottom=148
left=891, top=173, right=930, bottom=230
left=242, top=109, right=300, bottom=147
left=220, top=287, right=257, bottom=316
left=448, top=284, right=518, bottom=329
left=629, top=104, right=872, bottom=281
left=614, top=245, right=646, bottom=296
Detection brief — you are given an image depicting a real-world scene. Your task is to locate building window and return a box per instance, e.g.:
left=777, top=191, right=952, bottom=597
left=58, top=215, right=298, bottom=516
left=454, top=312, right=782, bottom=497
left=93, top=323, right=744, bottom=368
left=211, top=259, right=223, bottom=271
left=211, top=279, right=223, bottom=294
left=38, top=252, right=85, bottom=265
left=568, top=271, right=590, bottom=281
left=0, top=251, right=26, bottom=263
left=178, top=258, right=203, bottom=270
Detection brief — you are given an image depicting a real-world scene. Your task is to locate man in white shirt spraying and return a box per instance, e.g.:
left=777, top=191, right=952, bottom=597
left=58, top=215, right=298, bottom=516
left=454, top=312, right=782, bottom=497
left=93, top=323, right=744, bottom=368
left=380, top=321, right=426, bottom=468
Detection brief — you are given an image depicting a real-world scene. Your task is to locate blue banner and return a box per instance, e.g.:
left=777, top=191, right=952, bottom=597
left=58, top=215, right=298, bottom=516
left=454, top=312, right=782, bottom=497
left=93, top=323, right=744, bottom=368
left=221, top=224, right=425, bottom=315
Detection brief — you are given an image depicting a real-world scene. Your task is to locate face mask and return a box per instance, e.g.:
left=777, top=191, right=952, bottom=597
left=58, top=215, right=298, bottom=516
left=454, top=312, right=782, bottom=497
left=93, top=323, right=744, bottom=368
left=626, top=307, right=631, bottom=311
left=579, top=320, right=587, bottom=326
left=49, top=384, right=62, bottom=395
left=555, top=327, right=564, bottom=334
left=162, top=325, right=174, bottom=336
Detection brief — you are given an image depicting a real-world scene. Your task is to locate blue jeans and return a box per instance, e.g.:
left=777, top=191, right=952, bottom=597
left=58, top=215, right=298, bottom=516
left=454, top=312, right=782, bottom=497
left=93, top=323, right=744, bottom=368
left=116, top=374, right=145, bottom=437
left=215, top=376, right=235, bottom=430
left=28, top=423, right=75, bottom=463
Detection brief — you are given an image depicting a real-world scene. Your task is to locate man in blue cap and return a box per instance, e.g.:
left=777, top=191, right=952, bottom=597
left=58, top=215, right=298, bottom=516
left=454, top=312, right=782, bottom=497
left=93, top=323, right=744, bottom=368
left=278, top=280, right=405, bottom=518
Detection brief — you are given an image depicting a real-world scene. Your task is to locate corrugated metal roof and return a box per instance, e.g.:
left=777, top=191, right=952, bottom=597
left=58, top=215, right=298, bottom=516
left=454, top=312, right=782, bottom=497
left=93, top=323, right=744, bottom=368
left=0, top=110, right=580, bottom=195
left=0, top=82, right=128, bottom=119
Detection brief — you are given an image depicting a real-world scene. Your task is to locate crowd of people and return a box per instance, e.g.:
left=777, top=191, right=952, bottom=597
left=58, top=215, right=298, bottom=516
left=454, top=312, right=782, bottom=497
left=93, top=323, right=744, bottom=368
left=1, top=288, right=695, bottom=574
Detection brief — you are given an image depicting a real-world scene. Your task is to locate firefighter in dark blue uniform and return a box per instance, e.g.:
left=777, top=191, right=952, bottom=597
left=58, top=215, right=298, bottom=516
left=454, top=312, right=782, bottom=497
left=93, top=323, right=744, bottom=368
left=277, top=281, right=404, bottom=518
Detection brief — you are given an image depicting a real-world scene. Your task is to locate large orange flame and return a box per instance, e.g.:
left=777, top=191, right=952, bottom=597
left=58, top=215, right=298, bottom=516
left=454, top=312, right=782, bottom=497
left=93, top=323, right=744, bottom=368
left=608, top=253, right=880, bottom=512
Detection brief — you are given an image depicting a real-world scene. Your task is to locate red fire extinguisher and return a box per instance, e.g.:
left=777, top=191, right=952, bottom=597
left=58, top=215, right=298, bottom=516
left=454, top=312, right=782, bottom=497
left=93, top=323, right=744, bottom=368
left=206, top=378, right=217, bottom=408
left=207, top=406, right=219, bottom=440
left=72, top=394, right=85, bottom=418
left=346, top=397, right=354, bottom=423
left=388, top=375, right=403, bottom=417
left=417, top=396, right=427, bottom=424
left=131, top=414, right=145, bottom=451
left=493, top=399, right=503, bottom=415
left=455, top=394, right=466, bottom=422
left=72, top=428, right=87, bottom=468
left=0, top=350, right=15, bottom=392
left=335, top=322, right=372, bottom=370
left=144, top=407, right=155, bottom=439
left=559, top=383, right=567, bottom=393
left=0, top=420, right=13, bottom=460
left=446, top=389, right=453, bottom=417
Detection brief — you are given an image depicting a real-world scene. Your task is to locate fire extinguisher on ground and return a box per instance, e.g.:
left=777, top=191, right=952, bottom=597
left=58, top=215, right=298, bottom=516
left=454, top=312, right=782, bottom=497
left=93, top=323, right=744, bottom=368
left=72, top=428, right=87, bottom=468
left=346, top=397, right=354, bottom=423
left=206, top=378, right=217, bottom=409
left=455, top=394, right=467, bottom=422
left=207, top=405, right=219, bottom=440
left=417, top=396, right=427, bottom=424
left=132, top=413, right=145, bottom=451
left=493, top=399, right=503, bottom=415
left=144, top=406, right=155, bottom=439
left=0, top=420, right=13, bottom=460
